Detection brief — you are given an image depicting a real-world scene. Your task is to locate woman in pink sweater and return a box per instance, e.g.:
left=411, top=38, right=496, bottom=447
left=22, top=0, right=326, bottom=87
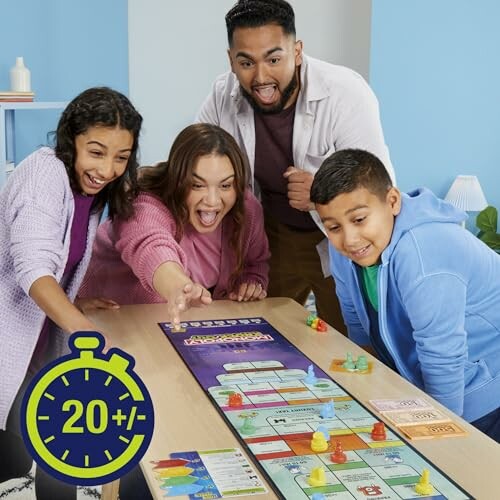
left=79, top=123, right=270, bottom=328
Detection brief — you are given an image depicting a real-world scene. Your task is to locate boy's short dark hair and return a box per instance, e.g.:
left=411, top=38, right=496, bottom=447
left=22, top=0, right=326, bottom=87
left=310, top=149, right=393, bottom=205
left=225, top=0, right=296, bottom=46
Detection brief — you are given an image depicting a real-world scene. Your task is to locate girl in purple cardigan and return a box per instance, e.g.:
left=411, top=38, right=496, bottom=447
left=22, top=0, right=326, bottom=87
left=0, top=87, right=143, bottom=498
left=79, top=123, right=270, bottom=329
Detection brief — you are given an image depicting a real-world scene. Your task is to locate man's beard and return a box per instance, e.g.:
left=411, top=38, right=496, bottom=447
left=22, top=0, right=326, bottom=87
left=240, top=71, right=299, bottom=115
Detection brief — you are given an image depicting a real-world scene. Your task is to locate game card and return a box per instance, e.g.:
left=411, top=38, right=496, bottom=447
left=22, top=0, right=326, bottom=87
left=400, top=422, right=468, bottom=440
left=152, top=448, right=267, bottom=498
left=383, top=408, right=452, bottom=427
left=368, top=398, right=433, bottom=413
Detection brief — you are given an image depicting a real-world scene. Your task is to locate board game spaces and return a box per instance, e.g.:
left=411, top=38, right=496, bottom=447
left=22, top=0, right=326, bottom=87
left=160, top=317, right=471, bottom=500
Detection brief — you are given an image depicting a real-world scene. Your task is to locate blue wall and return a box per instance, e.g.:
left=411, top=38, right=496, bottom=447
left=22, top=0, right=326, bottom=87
left=0, top=0, right=128, bottom=164
left=370, top=0, right=500, bottom=215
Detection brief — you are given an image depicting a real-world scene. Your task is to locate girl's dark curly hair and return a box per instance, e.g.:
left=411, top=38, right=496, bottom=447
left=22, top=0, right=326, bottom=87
left=139, top=123, right=250, bottom=288
left=55, top=87, right=142, bottom=219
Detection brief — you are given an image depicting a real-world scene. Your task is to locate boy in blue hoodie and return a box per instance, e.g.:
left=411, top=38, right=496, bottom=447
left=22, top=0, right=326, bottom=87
left=310, top=148, right=500, bottom=443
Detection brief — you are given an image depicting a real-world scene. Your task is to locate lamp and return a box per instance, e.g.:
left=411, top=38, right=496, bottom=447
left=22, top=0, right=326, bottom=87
left=444, top=175, right=488, bottom=228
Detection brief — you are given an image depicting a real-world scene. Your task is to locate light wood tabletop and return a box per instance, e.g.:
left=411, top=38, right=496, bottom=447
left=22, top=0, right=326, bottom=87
left=87, top=298, right=500, bottom=499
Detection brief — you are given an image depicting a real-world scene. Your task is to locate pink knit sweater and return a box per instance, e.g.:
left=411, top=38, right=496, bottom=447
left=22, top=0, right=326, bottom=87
left=79, top=190, right=269, bottom=304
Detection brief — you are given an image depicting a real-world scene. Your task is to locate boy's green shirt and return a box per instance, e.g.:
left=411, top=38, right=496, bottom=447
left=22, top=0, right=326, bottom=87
left=361, top=264, right=379, bottom=312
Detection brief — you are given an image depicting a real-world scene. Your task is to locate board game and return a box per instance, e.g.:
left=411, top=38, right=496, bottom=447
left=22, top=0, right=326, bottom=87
left=160, top=317, right=471, bottom=500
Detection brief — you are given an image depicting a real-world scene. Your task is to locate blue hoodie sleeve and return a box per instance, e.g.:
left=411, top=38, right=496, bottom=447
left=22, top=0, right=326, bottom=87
left=401, top=273, right=468, bottom=415
left=329, top=245, right=370, bottom=345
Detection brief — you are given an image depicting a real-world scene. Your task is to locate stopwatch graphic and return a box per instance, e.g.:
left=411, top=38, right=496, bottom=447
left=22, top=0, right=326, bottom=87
left=21, top=332, right=154, bottom=486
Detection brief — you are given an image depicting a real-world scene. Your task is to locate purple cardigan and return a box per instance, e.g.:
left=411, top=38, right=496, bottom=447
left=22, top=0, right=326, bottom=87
left=0, top=148, right=100, bottom=429
left=79, top=191, right=270, bottom=304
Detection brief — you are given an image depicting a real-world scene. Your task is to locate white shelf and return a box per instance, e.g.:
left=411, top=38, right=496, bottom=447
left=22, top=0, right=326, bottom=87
left=0, top=101, right=67, bottom=187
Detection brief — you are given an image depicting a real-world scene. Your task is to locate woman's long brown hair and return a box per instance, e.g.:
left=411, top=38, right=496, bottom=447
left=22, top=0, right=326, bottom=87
left=139, top=123, right=250, bottom=288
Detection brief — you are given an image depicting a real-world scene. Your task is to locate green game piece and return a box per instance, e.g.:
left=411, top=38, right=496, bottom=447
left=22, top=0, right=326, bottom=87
left=355, top=355, right=369, bottom=371
left=342, top=352, right=356, bottom=371
left=240, top=417, right=256, bottom=435
left=306, top=314, right=317, bottom=326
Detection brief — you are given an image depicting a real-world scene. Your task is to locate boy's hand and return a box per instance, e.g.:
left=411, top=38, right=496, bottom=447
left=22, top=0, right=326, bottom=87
left=168, top=282, right=212, bottom=330
left=283, top=166, right=315, bottom=211
left=74, top=297, right=120, bottom=314
left=229, top=282, right=267, bottom=302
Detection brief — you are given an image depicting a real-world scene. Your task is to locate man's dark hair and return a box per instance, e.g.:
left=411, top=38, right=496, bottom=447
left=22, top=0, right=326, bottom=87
left=225, top=0, right=296, bottom=46
left=310, top=149, right=393, bottom=205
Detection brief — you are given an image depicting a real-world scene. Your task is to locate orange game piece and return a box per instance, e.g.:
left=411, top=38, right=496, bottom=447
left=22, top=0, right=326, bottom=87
left=228, top=392, right=243, bottom=407
left=316, top=319, right=327, bottom=332
left=371, top=422, right=387, bottom=441
left=330, top=440, right=347, bottom=464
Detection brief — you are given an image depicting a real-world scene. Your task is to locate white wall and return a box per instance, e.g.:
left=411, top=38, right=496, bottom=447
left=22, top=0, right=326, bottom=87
left=128, top=0, right=372, bottom=165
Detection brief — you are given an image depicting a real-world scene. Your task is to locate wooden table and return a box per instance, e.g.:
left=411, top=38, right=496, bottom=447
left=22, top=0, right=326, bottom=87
left=88, top=298, right=500, bottom=499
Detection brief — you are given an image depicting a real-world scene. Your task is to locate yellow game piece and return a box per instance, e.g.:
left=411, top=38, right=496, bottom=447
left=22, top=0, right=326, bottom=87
left=307, top=466, right=326, bottom=487
left=311, top=318, right=319, bottom=329
left=310, top=431, right=329, bottom=452
left=415, top=469, right=433, bottom=496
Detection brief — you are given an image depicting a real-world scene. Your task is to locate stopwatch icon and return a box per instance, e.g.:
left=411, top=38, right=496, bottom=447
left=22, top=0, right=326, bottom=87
left=21, top=332, right=154, bottom=486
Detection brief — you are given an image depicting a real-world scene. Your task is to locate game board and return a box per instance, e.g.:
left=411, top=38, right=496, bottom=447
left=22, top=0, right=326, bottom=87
left=160, top=317, right=471, bottom=500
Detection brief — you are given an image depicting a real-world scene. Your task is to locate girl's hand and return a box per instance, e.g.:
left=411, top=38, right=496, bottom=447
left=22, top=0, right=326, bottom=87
left=74, top=297, right=120, bottom=314
left=168, top=282, right=212, bottom=330
left=229, top=282, right=267, bottom=302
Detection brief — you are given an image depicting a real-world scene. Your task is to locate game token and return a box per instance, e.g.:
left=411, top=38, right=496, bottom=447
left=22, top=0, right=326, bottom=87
left=240, top=417, right=256, bottom=435
left=316, top=424, right=330, bottom=441
left=304, top=364, right=318, bottom=384
left=355, top=354, right=368, bottom=371
left=307, top=466, right=326, bottom=487
left=320, top=400, right=335, bottom=419
left=310, top=431, right=329, bottom=452
left=330, top=440, right=347, bottom=464
left=306, top=314, right=317, bottom=326
left=316, top=319, right=327, bottom=332
left=371, top=422, right=387, bottom=441
left=342, top=352, right=356, bottom=370
left=311, top=494, right=326, bottom=500
left=228, top=392, right=243, bottom=407
left=415, top=469, right=433, bottom=495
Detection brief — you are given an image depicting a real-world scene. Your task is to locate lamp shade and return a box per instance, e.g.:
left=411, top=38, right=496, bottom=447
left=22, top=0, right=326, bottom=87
left=444, top=175, right=488, bottom=211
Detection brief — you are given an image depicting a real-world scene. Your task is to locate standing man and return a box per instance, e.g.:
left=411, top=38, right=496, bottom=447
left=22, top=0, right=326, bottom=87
left=196, top=0, right=394, bottom=333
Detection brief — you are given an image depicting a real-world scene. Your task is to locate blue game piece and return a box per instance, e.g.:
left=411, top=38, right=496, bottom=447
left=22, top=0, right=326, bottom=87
left=311, top=493, right=326, bottom=500
left=319, top=400, right=335, bottom=419
left=316, top=425, right=330, bottom=441
left=304, top=364, right=318, bottom=384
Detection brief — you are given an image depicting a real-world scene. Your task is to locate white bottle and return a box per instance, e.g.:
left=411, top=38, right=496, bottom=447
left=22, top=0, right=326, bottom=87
left=10, top=57, right=31, bottom=92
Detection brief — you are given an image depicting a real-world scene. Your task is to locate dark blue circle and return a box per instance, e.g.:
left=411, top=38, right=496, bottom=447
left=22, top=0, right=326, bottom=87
left=20, top=332, right=155, bottom=486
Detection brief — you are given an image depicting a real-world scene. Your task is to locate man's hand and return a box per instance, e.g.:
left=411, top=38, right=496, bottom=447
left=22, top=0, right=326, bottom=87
left=229, top=282, right=267, bottom=302
left=283, top=166, right=315, bottom=212
left=168, top=282, right=212, bottom=330
left=74, top=297, right=120, bottom=314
